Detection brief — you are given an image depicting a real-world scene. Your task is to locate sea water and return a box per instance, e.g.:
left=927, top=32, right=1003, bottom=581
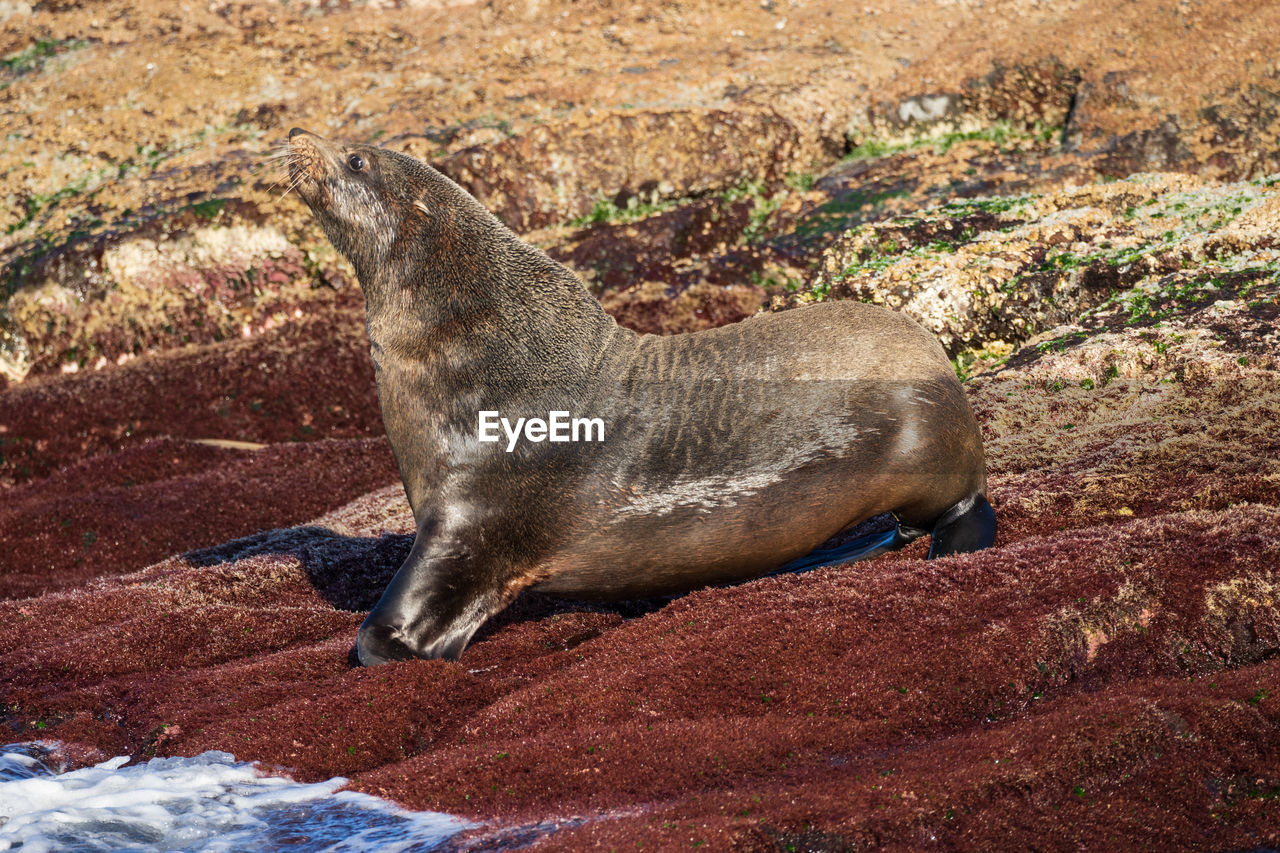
left=0, top=742, right=472, bottom=852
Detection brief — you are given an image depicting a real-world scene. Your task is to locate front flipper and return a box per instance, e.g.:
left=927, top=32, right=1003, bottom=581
left=357, top=593, right=495, bottom=665
left=356, top=532, right=517, bottom=665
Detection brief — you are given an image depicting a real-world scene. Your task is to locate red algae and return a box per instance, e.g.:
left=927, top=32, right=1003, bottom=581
left=0, top=303, right=383, bottom=487
left=0, top=437, right=398, bottom=599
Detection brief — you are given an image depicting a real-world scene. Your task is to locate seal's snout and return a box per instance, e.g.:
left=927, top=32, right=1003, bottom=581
left=356, top=621, right=418, bottom=667
left=283, top=128, right=330, bottom=198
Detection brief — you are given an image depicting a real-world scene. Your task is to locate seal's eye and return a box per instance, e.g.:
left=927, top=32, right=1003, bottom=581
left=347, top=153, right=365, bottom=172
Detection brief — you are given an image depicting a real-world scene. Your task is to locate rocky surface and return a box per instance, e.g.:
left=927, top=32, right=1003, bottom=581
left=791, top=173, right=1280, bottom=354
left=6, top=0, right=1280, bottom=379
left=3, top=0, right=1280, bottom=848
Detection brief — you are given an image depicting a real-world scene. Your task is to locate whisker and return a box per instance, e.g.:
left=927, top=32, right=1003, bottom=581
left=279, top=169, right=307, bottom=199
left=263, top=152, right=303, bottom=195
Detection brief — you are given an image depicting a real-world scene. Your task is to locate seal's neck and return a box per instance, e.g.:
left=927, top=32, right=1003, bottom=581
left=356, top=179, right=619, bottom=401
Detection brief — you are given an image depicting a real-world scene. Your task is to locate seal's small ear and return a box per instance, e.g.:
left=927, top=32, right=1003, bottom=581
left=413, top=200, right=430, bottom=217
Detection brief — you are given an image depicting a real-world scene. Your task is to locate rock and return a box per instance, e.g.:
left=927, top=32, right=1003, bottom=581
left=0, top=437, right=398, bottom=599
left=599, top=279, right=766, bottom=336
left=434, top=109, right=804, bottom=231
left=2, top=200, right=356, bottom=381
left=546, top=196, right=756, bottom=294
left=0, top=300, right=382, bottom=486
left=792, top=173, right=1280, bottom=354
left=847, top=60, right=1080, bottom=152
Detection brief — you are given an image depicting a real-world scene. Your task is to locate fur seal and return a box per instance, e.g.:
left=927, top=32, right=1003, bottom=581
left=285, top=127, right=997, bottom=665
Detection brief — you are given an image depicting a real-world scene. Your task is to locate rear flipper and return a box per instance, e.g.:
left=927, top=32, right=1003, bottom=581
left=926, top=493, right=997, bottom=559
left=773, top=494, right=996, bottom=575
left=772, top=522, right=927, bottom=575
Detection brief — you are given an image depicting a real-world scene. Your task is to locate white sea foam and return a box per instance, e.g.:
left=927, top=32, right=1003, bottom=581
left=0, top=743, right=472, bottom=852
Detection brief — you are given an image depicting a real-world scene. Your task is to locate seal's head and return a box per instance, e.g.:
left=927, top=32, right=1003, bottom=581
left=285, top=127, right=434, bottom=280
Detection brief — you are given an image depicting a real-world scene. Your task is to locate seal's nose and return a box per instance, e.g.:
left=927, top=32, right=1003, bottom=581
left=356, top=622, right=417, bottom=667
left=288, top=127, right=308, bottom=139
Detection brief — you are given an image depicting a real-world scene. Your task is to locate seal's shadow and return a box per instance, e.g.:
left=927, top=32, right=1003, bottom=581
left=185, top=526, right=415, bottom=612
left=184, top=526, right=676, bottom=657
